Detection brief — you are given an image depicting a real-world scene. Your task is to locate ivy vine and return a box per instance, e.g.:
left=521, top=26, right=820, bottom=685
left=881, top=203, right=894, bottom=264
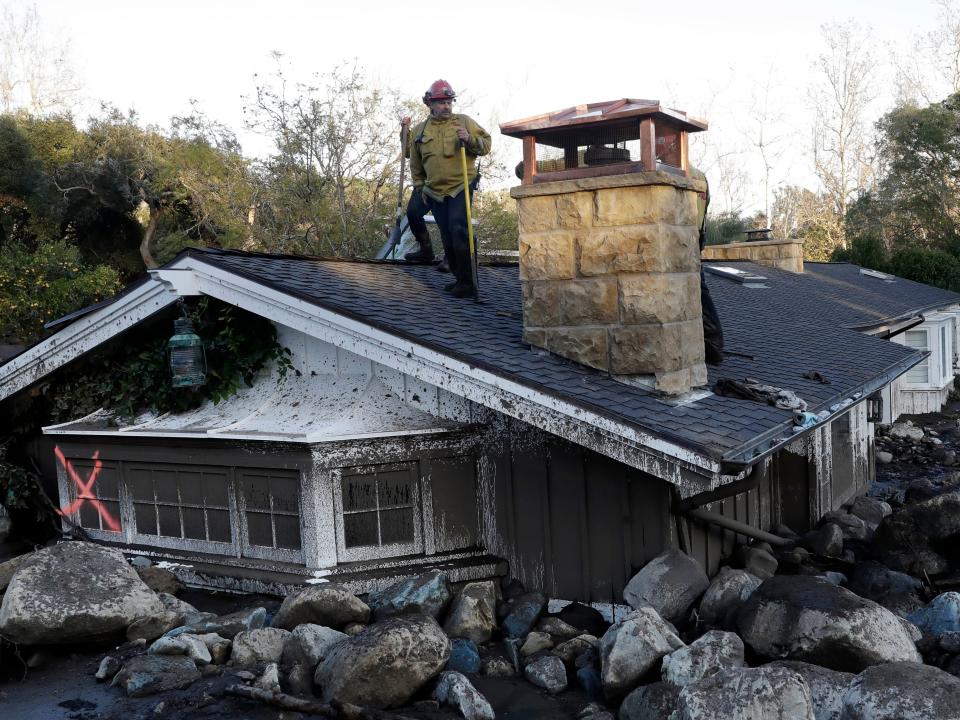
left=46, top=297, right=296, bottom=424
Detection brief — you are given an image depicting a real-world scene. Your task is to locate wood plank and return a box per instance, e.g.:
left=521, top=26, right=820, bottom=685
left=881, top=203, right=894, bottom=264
left=584, top=452, right=629, bottom=603
left=522, top=136, right=536, bottom=185
left=428, top=457, right=479, bottom=553
left=546, top=441, right=589, bottom=600
left=532, top=161, right=647, bottom=184
left=640, top=118, right=656, bottom=172
left=680, top=130, right=689, bottom=175
left=510, top=440, right=552, bottom=593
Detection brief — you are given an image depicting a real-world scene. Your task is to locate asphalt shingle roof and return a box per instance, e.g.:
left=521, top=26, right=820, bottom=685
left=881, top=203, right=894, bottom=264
left=185, top=249, right=934, bottom=464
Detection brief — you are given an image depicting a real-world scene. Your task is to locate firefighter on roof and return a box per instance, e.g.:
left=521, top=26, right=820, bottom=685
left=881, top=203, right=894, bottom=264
left=409, top=79, right=491, bottom=298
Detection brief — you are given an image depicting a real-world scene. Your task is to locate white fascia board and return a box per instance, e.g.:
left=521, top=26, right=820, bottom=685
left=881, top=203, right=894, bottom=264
left=171, top=256, right=720, bottom=492
left=43, top=426, right=452, bottom=443
left=0, top=280, right=179, bottom=402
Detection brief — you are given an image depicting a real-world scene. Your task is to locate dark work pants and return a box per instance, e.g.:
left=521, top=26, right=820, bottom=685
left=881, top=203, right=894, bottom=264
left=701, top=271, right=724, bottom=363
left=406, top=190, right=431, bottom=244
left=427, top=190, right=474, bottom=288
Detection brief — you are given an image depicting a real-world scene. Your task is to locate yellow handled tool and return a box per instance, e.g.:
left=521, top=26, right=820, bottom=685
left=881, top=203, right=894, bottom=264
left=459, top=144, right=480, bottom=301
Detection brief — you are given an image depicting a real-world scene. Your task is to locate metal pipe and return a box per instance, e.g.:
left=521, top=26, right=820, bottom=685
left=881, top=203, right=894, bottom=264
left=684, top=507, right=788, bottom=547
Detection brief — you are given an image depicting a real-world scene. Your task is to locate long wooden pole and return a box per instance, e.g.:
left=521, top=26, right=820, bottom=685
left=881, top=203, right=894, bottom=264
left=459, top=144, right=480, bottom=301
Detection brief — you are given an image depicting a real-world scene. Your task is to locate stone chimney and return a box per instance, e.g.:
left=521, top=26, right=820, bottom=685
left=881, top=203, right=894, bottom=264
left=502, top=100, right=709, bottom=395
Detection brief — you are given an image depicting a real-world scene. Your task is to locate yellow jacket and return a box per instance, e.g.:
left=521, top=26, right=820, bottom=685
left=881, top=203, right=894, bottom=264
left=409, top=113, right=491, bottom=201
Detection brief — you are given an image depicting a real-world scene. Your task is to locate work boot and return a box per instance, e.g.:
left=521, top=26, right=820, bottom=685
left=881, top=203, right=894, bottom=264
left=450, top=283, right=476, bottom=299
left=443, top=281, right=458, bottom=291
left=404, top=233, right=434, bottom=263
left=435, top=257, right=450, bottom=273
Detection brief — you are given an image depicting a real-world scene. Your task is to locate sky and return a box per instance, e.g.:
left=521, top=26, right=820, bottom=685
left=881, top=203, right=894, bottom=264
left=11, top=0, right=951, bottom=214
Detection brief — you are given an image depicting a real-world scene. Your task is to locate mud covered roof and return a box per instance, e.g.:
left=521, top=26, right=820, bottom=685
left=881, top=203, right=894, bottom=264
left=173, top=249, right=929, bottom=468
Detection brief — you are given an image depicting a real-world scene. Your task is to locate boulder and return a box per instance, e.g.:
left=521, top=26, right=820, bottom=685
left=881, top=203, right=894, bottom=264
left=671, top=665, right=815, bottom=719
left=192, top=633, right=232, bottom=664
left=619, top=681, right=679, bottom=720
left=698, top=567, right=762, bottom=627
left=481, top=656, right=515, bottom=677
left=849, top=497, right=891, bottom=529
left=0, top=552, right=33, bottom=594
left=286, top=662, right=314, bottom=695
left=599, top=606, right=685, bottom=701
left=767, top=660, right=853, bottom=720
left=443, top=581, right=497, bottom=643
left=95, top=655, right=122, bottom=681
left=230, top=627, right=291, bottom=667
left=272, top=584, right=369, bottom=630
left=822, top=511, right=871, bottom=542
left=661, top=630, right=744, bottom=688
left=840, top=661, right=960, bottom=719
left=738, top=545, right=778, bottom=579
left=874, top=491, right=960, bottom=576
left=552, top=634, right=598, bottom=667
left=157, top=592, right=197, bottom=617
left=940, top=630, right=960, bottom=654
left=112, top=654, right=201, bottom=697
left=255, top=662, right=281, bottom=692
left=502, top=592, right=547, bottom=638
left=807, top=523, right=844, bottom=557
left=433, top=671, right=495, bottom=720
left=281, top=624, right=346, bottom=669
left=127, top=610, right=183, bottom=642
left=623, top=550, right=709, bottom=624
left=736, top=575, right=921, bottom=672
left=536, top=616, right=582, bottom=638
left=889, top=422, right=924, bottom=441
left=149, top=634, right=211, bottom=665
left=846, top=562, right=923, bottom=616
left=368, top=570, right=452, bottom=621
left=170, top=606, right=267, bottom=639
left=520, top=631, right=553, bottom=656
left=875, top=451, right=893, bottom=465
left=907, top=592, right=960, bottom=637
left=447, top=637, right=481, bottom=674
left=314, top=614, right=450, bottom=709
left=136, top=566, right=184, bottom=595
left=0, top=542, right=164, bottom=645
left=524, top=655, right=567, bottom=693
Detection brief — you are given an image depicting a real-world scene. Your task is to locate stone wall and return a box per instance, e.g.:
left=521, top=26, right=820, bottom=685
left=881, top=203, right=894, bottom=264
left=511, top=173, right=707, bottom=395
left=701, top=238, right=804, bottom=273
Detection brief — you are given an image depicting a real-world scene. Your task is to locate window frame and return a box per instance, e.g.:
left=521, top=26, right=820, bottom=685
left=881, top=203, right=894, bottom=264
left=236, top=467, right=305, bottom=564
left=332, top=463, right=423, bottom=562
left=897, top=316, right=955, bottom=390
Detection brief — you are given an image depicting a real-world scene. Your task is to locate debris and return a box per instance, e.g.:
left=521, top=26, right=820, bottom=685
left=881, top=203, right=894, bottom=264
left=802, top=371, right=831, bottom=384
left=713, top=378, right=808, bottom=411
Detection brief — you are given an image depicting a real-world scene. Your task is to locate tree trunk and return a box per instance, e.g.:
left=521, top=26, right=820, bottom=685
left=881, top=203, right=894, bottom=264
left=140, top=205, right=159, bottom=269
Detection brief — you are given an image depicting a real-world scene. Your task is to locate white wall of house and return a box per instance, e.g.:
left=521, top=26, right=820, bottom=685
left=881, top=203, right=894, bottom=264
left=883, top=312, right=957, bottom=423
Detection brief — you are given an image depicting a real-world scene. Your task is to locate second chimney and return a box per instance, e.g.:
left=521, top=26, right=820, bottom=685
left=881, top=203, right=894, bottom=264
left=502, top=100, right=708, bottom=395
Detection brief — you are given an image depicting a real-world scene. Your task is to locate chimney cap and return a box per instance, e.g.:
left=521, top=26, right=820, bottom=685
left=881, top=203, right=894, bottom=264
left=500, top=98, right=708, bottom=137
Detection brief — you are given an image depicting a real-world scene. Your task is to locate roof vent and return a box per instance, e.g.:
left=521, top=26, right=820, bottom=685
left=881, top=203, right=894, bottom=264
left=705, top=265, right=769, bottom=288
left=859, top=268, right=896, bottom=282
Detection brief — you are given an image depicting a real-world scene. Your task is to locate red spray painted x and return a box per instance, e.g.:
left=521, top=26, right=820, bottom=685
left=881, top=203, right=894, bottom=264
left=55, top=446, right=121, bottom=532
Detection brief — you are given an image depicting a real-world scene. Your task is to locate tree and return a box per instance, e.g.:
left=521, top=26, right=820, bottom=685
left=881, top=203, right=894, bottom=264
left=809, top=20, right=876, bottom=251
left=771, top=185, right=844, bottom=261
left=895, top=0, right=960, bottom=104
left=846, top=93, right=960, bottom=255
left=244, top=58, right=402, bottom=257
left=740, top=67, right=792, bottom=223
left=0, top=4, right=80, bottom=115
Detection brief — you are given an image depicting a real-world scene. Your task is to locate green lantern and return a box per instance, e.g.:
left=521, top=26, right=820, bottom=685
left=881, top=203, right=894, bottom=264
left=167, top=316, right=206, bottom=387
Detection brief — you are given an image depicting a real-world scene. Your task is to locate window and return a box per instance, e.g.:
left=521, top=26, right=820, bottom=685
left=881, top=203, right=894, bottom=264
left=70, top=459, right=122, bottom=534
left=903, top=330, right=930, bottom=384
left=335, top=463, right=422, bottom=561
left=238, top=469, right=303, bottom=562
left=129, top=465, right=232, bottom=546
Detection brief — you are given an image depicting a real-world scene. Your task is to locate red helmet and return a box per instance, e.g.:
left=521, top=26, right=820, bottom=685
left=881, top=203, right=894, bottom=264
left=423, top=79, right=456, bottom=104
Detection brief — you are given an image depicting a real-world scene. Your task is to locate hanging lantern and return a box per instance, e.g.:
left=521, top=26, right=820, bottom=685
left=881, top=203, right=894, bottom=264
left=167, top=316, right=206, bottom=388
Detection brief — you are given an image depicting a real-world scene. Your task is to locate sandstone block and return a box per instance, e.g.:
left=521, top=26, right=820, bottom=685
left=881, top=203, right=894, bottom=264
left=678, top=319, right=706, bottom=367
left=559, top=278, right=618, bottom=325
left=593, top=185, right=672, bottom=227
left=522, top=328, right=548, bottom=348
left=544, top=327, right=609, bottom=371
left=619, top=273, right=700, bottom=325
left=556, top=192, right=594, bottom=229
left=578, top=225, right=660, bottom=276
left=609, top=325, right=682, bottom=375
left=659, top=225, right=702, bottom=272
left=655, top=366, right=706, bottom=395
left=517, top=195, right=557, bottom=233
left=519, top=231, right=577, bottom=281
left=523, top=281, right=562, bottom=327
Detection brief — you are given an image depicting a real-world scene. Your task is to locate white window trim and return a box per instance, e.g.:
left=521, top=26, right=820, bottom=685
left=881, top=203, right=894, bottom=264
left=896, top=316, right=954, bottom=390
left=332, top=464, right=424, bottom=562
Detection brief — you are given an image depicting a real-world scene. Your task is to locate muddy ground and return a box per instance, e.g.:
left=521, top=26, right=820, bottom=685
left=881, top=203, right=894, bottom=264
left=3, top=403, right=959, bottom=720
